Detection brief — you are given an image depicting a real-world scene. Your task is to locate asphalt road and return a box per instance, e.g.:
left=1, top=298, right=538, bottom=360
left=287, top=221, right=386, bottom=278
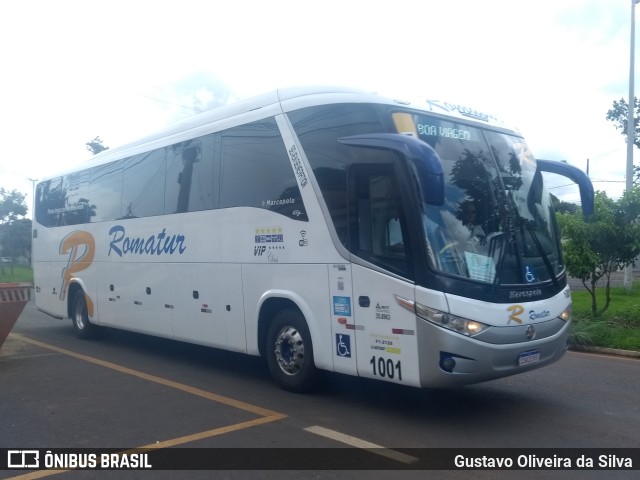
left=1, top=299, right=639, bottom=480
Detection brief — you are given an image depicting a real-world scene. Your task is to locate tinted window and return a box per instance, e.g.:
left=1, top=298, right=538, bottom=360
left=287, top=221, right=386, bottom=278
left=288, top=104, right=388, bottom=245
left=35, top=176, right=79, bottom=227
left=88, top=161, right=122, bottom=222
left=349, top=165, right=413, bottom=279
left=219, top=118, right=307, bottom=221
left=165, top=134, right=216, bottom=214
left=123, top=149, right=166, bottom=218
left=36, top=117, right=298, bottom=226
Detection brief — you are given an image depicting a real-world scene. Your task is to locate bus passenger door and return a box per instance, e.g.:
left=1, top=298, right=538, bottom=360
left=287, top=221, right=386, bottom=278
left=348, top=165, right=421, bottom=387
left=329, top=263, right=357, bottom=376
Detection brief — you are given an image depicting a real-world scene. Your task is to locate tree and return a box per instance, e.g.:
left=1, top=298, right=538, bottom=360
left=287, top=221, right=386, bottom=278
left=86, top=136, right=109, bottom=155
left=606, top=98, right=640, bottom=186
left=0, top=188, right=27, bottom=224
left=551, top=193, right=579, bottom=215
left=557, top=188, right=640, bottom=316
left=0, top=188, right=28, bottom=275
left=2, top=218, right=31, bottom=263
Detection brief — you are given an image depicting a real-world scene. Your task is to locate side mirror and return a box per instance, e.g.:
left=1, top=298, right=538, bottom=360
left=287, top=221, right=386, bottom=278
left=339, top=133, right=444, bottom=205
left=537, top=159, right=594, bottom=217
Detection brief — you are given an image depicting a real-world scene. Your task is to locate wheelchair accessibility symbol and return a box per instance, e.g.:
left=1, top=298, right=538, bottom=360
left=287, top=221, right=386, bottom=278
left=336, top=334, right=351, bottom=358
left=524, top=265, right=536, bottom=283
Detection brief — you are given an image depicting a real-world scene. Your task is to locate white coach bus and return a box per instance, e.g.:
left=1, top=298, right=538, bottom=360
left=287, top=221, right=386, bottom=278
left=33, top=87, right=594, bottom=392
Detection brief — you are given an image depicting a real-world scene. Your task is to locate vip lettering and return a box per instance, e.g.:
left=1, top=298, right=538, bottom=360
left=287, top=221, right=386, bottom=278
left=108, top=225, right=186, bottom=257
left=254, top=245, right=266, bottom=256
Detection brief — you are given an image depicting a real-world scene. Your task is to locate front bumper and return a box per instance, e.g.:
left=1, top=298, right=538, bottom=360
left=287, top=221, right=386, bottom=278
left=417, top=316, right=570, bottom=388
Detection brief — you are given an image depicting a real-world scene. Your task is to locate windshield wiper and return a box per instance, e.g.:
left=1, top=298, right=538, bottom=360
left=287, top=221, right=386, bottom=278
left=491, top=191, right=521, bottom=289
left=519, top=217, right=559, bottom=287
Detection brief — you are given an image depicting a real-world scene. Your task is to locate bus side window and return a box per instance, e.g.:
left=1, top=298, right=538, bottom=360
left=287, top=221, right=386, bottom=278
left=219, top=118, right=307, bottom=221
left=165, top=135, right=216, bottom=215
left=348, top=165, right=413, bottom=279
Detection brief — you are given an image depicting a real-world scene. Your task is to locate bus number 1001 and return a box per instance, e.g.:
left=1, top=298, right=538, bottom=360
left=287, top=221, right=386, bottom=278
left=370, top=356, right=402, bottom=381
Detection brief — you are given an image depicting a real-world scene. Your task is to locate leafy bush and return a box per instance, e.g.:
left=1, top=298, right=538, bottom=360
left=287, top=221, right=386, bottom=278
left=569, top=284, right=640, bottom=351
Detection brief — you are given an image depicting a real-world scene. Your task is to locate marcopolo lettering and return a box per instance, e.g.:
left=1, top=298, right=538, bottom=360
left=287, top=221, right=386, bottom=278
left=108, top=225, right=187, bottom=257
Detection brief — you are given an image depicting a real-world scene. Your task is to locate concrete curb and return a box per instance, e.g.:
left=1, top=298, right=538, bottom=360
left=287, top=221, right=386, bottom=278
left=568, top=345, right=640, bottom=359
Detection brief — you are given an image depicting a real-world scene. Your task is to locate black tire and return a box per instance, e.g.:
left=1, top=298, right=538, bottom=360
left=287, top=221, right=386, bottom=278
left=265, top=308, right=318, bottom=393
left=71, top=290, right=97, bottom=339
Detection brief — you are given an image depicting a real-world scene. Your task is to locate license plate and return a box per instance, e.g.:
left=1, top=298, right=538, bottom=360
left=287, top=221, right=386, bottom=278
left=518, top=350, right=540, bottom=367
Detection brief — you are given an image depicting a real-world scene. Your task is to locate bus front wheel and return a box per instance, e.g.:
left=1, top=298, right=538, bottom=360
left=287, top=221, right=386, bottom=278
left=266, top=308, right=317, bottom=393
left=72, top=290, right=97, bottom=339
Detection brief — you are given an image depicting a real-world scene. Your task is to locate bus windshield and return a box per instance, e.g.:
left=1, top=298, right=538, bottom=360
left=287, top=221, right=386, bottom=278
left=403, top=114, right=563, bottom=286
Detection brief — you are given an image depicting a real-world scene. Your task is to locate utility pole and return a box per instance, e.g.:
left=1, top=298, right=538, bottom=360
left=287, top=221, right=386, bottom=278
left=624, top=0, right=640, bottom=290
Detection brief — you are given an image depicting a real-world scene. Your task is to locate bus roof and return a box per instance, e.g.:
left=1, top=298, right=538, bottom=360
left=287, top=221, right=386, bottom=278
left=44, top=86, right=517, bottom=181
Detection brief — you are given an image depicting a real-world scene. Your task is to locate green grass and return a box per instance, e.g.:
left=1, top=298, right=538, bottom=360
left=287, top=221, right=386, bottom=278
left=0, top=265, right=33, bottom=284
left=570, top=283, right=640, bottom=351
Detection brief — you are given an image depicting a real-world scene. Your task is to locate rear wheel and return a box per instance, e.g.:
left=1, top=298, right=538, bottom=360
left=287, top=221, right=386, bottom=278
left=266, top=308, right=317, bottom=393
left=71, top=290, right=97, bottom=339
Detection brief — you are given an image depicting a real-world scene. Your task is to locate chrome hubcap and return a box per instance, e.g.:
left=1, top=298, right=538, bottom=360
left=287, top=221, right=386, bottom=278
left=274, top=326, right=305, bottom=376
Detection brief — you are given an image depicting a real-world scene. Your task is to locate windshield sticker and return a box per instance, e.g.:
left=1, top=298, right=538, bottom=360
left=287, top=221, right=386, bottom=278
left=524, top=265, right=536, bottom=283
left=464, top=252, right=496, bottom=283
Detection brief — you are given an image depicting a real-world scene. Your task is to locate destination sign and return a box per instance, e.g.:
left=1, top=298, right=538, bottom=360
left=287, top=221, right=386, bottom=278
left=416, top=122, right=472, bottom=140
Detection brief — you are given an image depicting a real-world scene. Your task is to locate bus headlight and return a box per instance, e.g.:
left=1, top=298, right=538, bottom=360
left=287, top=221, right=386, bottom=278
left=559, top=304, right=572, bottom=322
left=415, top=303, right=489, bottom=337
left=394, top=295, right=490, bottom=337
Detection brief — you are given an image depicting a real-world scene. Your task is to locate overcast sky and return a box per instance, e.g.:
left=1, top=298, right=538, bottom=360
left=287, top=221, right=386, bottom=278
left=0, top=0, right=637, bottom=214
